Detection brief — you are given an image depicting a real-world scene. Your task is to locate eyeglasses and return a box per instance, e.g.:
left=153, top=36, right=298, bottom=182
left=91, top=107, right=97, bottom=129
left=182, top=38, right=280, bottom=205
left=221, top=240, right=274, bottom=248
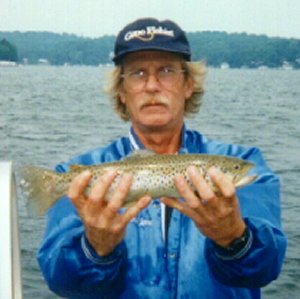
left=120, top=66, right=186, bottom=92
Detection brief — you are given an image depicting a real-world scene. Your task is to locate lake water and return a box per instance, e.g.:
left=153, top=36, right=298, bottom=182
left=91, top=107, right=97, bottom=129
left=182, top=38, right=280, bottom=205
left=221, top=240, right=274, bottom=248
left=0, top=65, right=299, bottom=298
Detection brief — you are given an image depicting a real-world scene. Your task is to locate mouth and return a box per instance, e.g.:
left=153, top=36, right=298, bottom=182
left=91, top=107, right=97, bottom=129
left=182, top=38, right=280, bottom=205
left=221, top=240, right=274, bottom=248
left=141, top=95, right=169, bottom=110
left=235, top=175, right=258, bottom=188
left=142, top=102, right=167, bottom=110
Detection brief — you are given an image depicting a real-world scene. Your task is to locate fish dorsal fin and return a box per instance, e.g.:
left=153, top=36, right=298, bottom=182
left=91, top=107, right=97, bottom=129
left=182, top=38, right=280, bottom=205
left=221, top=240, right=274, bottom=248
left=125, top=149, right=156, bottom=160
left=70, top=165, right=86, bottom=171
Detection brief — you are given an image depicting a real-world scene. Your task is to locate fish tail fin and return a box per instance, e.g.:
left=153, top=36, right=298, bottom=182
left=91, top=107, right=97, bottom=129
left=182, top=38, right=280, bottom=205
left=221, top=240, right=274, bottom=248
left=19, top=166, right=64, bottom=216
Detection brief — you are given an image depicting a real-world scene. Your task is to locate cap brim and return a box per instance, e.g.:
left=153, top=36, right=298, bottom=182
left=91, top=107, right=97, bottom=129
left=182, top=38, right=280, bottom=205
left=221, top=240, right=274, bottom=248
left=113, top=46, right=191, bottom=63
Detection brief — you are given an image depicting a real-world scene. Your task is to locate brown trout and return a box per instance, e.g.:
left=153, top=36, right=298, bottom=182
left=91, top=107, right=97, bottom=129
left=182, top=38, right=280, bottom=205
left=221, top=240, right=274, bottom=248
left=19, top=151, right=257, bottom=215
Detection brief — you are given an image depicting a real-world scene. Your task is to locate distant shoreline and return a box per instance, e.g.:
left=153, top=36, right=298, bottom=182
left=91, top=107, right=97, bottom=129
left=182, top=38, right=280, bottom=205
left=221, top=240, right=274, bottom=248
left=1, top=30, right=300, bottom=69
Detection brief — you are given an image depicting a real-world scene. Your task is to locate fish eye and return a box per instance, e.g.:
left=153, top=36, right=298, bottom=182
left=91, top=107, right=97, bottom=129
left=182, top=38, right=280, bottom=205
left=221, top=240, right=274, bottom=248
left=234, top=165, right=241, bottom=170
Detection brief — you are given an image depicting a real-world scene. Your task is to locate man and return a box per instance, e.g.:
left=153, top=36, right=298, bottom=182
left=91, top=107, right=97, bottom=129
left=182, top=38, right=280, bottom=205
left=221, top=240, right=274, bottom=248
left=38, top=18, right=287, bottom=299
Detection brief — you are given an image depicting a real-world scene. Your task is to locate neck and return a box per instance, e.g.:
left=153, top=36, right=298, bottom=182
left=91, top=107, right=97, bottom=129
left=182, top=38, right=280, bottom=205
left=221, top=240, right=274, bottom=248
left=132, top=123, right=183, bottom=154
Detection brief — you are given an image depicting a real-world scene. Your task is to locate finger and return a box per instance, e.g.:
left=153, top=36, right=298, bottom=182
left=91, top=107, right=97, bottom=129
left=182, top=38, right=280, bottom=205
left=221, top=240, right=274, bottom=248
left=187, top=165, right=217, bottom=205
left=161, top=197, right=202, bottom=223
left=161, top=196, right=186, bottom=212
left=121, top=195, right=152, bottom=225
left=208, top=167, right=236, bottom=199
left=68, top=170, right=92, bottom=201
left=174, top=173, right=205, bottom=210
left=104, top=173, right=133, bottom=218
left=88, top=169, right=118, bottom=204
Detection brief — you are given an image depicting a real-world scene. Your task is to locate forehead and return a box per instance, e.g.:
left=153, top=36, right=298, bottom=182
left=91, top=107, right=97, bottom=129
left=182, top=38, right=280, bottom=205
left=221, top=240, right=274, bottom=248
left=122, top=51, right=183, bottom=67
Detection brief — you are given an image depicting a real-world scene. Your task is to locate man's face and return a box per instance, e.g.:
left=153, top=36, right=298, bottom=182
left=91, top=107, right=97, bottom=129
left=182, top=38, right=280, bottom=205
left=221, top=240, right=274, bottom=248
left=119, top=51, right=194, bottom=131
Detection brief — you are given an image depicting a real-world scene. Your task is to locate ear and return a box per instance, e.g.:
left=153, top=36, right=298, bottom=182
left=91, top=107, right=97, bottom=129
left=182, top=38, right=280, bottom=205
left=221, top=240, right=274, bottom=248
left=119, top=89, right=126, bottom=104
left=184, top=77, right=195, bottom=100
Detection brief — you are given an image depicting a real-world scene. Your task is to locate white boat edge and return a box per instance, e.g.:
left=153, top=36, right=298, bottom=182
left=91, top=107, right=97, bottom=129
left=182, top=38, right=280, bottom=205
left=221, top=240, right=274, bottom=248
left=0, top=61, right=18, bottom=67
left=0, top=162, right=23, bottom=299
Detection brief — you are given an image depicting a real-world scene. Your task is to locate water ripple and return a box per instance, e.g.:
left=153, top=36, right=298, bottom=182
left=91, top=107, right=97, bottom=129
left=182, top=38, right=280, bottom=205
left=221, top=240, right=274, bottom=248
left=1, top=66, right=299, bottom=298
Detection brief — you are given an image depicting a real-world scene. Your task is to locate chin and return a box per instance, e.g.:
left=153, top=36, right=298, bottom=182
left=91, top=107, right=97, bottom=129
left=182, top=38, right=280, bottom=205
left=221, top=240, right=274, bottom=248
left=141, top=115, right=170, bottom=126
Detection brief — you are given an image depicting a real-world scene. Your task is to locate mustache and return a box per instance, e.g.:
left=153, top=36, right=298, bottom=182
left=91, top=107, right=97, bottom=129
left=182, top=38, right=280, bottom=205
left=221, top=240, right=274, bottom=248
left=140, top=95, right=169, bottom=108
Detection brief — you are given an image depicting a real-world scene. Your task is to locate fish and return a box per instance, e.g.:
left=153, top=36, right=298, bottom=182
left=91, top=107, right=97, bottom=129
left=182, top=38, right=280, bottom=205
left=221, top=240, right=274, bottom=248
left=19, top=150, right=257, bottom=216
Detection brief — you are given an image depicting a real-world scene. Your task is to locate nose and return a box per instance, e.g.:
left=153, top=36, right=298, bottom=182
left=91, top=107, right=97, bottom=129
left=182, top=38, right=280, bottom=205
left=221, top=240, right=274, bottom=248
left=144, top=73, right=161, bottom=92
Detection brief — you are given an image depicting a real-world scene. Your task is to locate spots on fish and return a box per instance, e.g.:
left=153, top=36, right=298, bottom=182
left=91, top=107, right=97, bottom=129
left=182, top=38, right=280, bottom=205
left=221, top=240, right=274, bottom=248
left=19, top=152, right=256, bottom=215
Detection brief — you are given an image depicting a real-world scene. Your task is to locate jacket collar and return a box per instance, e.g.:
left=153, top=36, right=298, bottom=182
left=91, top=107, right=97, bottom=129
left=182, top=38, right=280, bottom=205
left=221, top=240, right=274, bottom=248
left=128, top=124, right=190, bottom=153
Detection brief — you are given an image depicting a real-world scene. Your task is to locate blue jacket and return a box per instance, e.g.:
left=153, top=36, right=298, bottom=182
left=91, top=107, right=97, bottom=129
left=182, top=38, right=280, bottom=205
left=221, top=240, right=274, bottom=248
left=38, top=126, right=287, bottom=299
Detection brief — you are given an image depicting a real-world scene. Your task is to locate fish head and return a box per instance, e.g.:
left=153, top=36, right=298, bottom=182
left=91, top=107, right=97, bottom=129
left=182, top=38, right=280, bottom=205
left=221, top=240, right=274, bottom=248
left=219, top=158, right=257, bottom=188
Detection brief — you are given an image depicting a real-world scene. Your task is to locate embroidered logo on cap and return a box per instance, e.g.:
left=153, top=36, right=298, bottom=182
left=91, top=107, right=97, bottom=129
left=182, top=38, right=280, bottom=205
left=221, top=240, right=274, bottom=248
left=124, top=26, right=175, bottom=42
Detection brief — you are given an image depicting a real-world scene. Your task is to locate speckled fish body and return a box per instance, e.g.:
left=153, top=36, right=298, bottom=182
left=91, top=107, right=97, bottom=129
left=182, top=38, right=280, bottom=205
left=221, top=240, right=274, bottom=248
left=19, top=151, right=257, bottom=215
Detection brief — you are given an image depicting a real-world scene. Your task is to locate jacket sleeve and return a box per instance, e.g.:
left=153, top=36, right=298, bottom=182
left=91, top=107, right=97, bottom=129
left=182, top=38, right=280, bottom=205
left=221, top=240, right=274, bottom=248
left=37, top=197, right=127, bottom=298
left=204, top=147, right=287, bottom=288
left=37, top=143, right=133, bottom=298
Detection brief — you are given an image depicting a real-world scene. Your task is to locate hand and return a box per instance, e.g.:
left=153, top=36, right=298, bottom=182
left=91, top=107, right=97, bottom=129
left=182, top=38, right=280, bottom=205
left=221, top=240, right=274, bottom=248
left=161, top=165, right=246, bottom=247
left=68, top=170, right=151, bottom=256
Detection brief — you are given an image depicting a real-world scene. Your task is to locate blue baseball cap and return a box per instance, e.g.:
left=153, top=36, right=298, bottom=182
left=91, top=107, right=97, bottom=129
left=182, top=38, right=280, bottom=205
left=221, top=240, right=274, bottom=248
left=113, top=18, right=191, bottom=64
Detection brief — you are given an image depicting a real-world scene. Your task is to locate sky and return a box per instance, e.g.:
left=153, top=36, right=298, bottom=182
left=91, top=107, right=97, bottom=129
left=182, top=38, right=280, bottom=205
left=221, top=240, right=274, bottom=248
left=1, top=0, right=300, bottom=39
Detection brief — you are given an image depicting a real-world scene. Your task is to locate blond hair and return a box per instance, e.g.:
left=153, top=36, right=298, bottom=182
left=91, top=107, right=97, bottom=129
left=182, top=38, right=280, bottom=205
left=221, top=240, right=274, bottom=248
left=106, top=60, right=207, bottom=121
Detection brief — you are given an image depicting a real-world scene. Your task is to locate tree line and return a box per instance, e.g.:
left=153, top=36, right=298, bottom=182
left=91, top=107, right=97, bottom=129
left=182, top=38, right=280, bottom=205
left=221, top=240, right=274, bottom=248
left=1, top=30, right=300, bottom=68
left=0, top=38, right=18, bottom=61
